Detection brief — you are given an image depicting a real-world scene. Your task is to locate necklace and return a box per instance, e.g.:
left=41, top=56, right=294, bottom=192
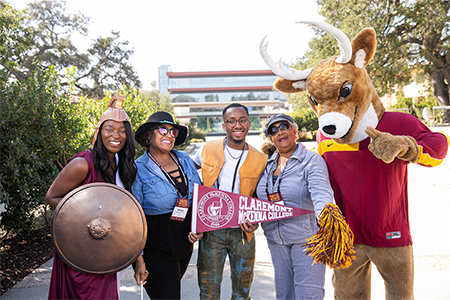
left=223, top=139, right=245, bottom=159
left=225, top=144, right=244, bottom=159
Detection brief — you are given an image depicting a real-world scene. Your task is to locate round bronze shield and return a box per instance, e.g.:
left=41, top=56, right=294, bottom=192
left=51, top=182, right=147, bottom=275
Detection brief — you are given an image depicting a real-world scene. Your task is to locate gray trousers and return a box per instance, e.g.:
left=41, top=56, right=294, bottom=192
left=267, top=239, right=325, bottom=300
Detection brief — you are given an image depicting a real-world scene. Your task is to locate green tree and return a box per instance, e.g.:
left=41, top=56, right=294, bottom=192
left=286, top=84, right=318, bottom=137
left=289, top=108, right=319, bottom=140
left=71, top=86, right=176, bottom=159
left=0, top=1, right=33, bottom=66
left=142, top=89, right=173, bottom=115
left=294, top=0, right=449, bottom=119
left=0, top=66, right=180, bottom=238
left=2, top=0, right=141, bottom=99
left=0, top=64, right=79, bottom=237
left=288, top=93, right=311, bottom=111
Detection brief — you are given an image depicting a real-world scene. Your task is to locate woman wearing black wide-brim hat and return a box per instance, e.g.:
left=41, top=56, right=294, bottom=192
left=134, top=111, right=189, bottom=147
left=131, top=111, right=203, bottom=299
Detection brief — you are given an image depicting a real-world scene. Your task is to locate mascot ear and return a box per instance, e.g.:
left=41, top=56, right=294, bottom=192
left=273, top=78, right=306, bottom=93
left=349, top=28, right=377, bottom=69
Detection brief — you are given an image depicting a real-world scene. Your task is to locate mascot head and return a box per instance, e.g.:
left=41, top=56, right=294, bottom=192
left=260, top=21, right=385, bottom=144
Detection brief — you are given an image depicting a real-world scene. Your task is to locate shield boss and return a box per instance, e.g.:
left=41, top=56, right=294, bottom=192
left=51, top=182, right=147, bottom=275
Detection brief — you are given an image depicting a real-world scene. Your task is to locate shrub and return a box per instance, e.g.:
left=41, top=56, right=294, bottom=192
left=0, top=69, right=195, bottom=237
left=0, top=65, right=78, bottom=237
left=185, top=121, right=206, bottom=142
left=174, top=121, right=206, bottom=151
left=289, top=108, right=319, bottom=141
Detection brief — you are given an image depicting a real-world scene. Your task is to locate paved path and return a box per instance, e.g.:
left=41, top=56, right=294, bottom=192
left=2, top=130, right=449, bottom=299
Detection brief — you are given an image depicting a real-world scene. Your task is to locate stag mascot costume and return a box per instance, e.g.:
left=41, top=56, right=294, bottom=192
left=261, top=21, right=448, bottom=300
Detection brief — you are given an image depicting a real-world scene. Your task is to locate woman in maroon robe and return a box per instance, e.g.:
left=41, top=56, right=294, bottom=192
left=45, top=95, right=147, bottom=299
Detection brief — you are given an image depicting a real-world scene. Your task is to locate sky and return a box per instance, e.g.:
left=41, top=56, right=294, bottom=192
left=11, top=0, right=325, bottom=90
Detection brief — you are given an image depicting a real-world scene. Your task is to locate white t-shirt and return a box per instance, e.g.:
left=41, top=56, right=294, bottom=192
left=193, top=142, right=248, bottom=194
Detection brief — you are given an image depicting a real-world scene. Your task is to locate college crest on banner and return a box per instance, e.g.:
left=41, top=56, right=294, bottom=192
left=191, top=184, right=314, bottom=233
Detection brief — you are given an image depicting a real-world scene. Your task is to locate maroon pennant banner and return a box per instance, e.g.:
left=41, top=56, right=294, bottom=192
left=191, top=184, right=314, bottom=233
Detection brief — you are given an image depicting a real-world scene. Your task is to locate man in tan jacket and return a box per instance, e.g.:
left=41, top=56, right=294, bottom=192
left=193, top=103, right=267, bottom=300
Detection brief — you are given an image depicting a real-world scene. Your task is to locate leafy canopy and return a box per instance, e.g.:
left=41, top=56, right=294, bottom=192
left=294, top=0, right=449, bottom=109
left=1, top=0, right=141, bottom=99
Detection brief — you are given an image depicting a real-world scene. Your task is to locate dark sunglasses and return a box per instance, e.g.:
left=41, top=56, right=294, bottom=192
left=268, top=121, right=291, bottom=136
left=155, top=126, right=179, bottom=138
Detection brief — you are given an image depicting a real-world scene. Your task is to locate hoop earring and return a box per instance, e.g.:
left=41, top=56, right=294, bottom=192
left=146, top=139, right=151, bottom=146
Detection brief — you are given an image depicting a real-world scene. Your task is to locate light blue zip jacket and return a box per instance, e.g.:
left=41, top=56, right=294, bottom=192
left=255, top=143, right=334, bottom=244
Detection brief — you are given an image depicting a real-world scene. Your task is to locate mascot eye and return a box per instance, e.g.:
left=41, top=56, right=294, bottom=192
left=309, top=95, right=318, bottom=106
left=339, top=83, right=353, bottom=100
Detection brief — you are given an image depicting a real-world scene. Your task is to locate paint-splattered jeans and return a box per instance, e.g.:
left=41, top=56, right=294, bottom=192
left=197, top=228, right=255, bottom=300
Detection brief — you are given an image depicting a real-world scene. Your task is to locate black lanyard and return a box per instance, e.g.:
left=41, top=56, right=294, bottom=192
left=220, top=139, right=246, bottom=193
left=265, top=144, right=298, bottom=197
left=265, top=153, right=288, bottom=197
left=147, top=151, right=189, bottom=198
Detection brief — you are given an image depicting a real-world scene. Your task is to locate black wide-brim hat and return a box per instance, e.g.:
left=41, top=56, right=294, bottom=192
left=134, top=111, right=188, bottom=146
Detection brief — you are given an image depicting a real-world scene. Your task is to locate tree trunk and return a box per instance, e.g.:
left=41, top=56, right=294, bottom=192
left=428, top=68, right=450, bottom=123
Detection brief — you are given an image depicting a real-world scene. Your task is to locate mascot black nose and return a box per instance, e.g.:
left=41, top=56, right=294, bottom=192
left=323, top=125, right=336, bottom=135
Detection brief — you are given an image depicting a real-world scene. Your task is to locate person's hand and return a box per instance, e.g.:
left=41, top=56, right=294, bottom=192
left=188, top=232, right=203, bottom=243
left=316, top=210, right=323, bottom=227
left=239, top=219, right=259, bottom=233
left=133, top=255, right=148, bottom=286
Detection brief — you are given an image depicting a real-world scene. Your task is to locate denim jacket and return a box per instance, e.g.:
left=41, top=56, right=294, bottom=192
left=132, top=150, right=202, bottom=215
left=255, top=143, right=334, bottom=244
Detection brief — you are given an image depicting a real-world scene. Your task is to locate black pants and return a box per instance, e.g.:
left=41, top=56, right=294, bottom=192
left=142, top=248, right=191, bottom=300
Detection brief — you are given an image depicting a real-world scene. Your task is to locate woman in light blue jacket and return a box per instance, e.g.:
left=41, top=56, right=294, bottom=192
left=132, top=111, right=202, bottom=300
left=256, top=114, right=334, bottom=300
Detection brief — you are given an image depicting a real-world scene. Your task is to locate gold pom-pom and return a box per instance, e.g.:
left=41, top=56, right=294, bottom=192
left=303, top=203, right=356, bottom=269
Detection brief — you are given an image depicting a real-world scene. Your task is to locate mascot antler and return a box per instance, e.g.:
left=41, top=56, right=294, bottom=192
left=260, top=21, right=352, bottom=82
left=260, top=21, right=383, bottom=145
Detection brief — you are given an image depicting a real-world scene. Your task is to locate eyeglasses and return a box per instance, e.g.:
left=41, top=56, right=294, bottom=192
left=225, top=118, right=249, bottom=127
left=268, top=121, right=291, bottom=136
left=155, top=126, right=179, bottom=138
